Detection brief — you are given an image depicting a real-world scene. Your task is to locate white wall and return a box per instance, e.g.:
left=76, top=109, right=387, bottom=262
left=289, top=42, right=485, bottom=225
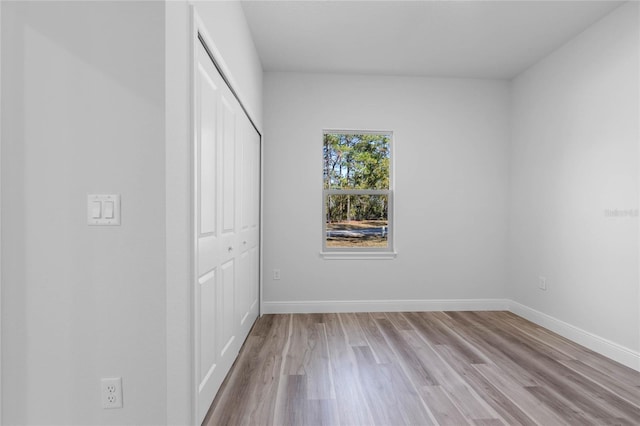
left=509, top=2, right=639, bottom=355
left=193, top=1, right=263, bottom=129
left=1, top=1, right=166, bottom=425
left=165, top=1, right=263, bottom=424
left=165, top=2, right=192, bottom=424
left=0, top=1, right=3, bottom=420
left=263, top=72, right=510, bottom=308
left=2, top=0, right=263, bottom=423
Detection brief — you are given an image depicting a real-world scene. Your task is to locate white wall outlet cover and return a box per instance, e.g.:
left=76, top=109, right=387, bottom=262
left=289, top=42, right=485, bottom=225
left=87, top=194, right=121, bottom=226
left=538, top=276, right=547, bottom=291
left=101, top=377, right=123, bottom=409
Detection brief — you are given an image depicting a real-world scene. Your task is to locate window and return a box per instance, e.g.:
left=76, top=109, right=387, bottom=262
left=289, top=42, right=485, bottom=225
left=322, top=131, right=394, bottom=258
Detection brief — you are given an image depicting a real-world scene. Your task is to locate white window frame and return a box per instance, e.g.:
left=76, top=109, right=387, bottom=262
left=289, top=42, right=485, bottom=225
left=321, top=130, right=396, bottom=260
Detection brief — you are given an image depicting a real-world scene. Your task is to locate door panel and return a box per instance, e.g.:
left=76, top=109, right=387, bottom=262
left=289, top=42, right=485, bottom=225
left=219, top=259, right=236, bottom=357
left=196, top=60, right=219, bottom=280
left=250, top=246, right=259, bottom=312
left=197, top=237, right=217, bottom=277
left=198, top=64, right=218, bottom=236
left=237, top=249, right=250, bottom=326
left=198, top=270, right=216, bottom=384
left=221, top=97, right=236, bottom=235
left=194, top=38, right=260, bottom=424
left=236, top=118, right=260, bottom=337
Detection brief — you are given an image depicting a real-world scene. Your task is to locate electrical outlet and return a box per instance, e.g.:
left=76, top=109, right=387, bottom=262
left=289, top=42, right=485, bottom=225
left=101, top=377, right=123, bottom=409
left=273, top=269, right=281, bottom=280
left=538, top=276, right=547, bottom=291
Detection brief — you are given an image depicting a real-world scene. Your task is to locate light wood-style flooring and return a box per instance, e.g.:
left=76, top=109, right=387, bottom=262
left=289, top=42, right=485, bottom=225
left=203, top=311, right=640, bottom=425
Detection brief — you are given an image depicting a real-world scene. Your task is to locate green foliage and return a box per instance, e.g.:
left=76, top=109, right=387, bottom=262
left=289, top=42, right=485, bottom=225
left=326, top=194, right=388, bottom=222
left=323, top=133, right=390, bottom=190
left=323, top=133, right=390, bottom=222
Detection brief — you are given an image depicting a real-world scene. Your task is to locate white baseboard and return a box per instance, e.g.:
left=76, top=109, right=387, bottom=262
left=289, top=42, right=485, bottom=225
left=508, top=300, right=640, bottom=372
left=261, top=297, right=639, bottom=372
left=262, top=298, right=509, bottom=314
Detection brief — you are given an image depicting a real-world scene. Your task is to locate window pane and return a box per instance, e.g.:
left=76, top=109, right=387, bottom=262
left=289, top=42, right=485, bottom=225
left=323, top=133, right=390, bottom=190
left=325, top=194, right=389, bottom=248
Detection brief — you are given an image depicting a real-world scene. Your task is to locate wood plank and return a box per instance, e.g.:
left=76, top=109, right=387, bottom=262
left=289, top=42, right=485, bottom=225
left=524, top=384, right=595, bottom=425
left=284, top=314, right=335, bottom=400
left=280, top=374, right=340, bottom=426
left=281, top=374, right=306, bottom=426
left=396, top=319, right=504, bottom=424
left=462, top=366, right=537, bottom=426
left=481, top=312, right=574, bottom=363
left=322, top=313, right=375, bottom=426
left=593, top=417, right=638, bottom=426
left=375, top=317, right=438, bottom=387
left=203, top=314, right=289, bottom=426
left=472, top=419, right=506, bottom=426
left=472, top=364, right=569, bottom=426
left=477, top=319, right=640, bottom=423
left=419, top=385, right=471, bottom=426
left=445, top=312, right=542, bottom=387
left=352, top=345, right=436, bottom=425
left=338, top=312, right=368, bottom=347
left=351, top=345, right=410, bottom=425
left=354, top=312, right=396, bottom=364
left=432, top=344, right=504, bottom=423
left=384, top=311, right=413, bottom=330
left=560, top=359, right=640, bottom=409
left=205, top=311, right=640, bottom=425
left=406, top=311, right=490, bottom=364
left=399, top=329, right=471, bottom=389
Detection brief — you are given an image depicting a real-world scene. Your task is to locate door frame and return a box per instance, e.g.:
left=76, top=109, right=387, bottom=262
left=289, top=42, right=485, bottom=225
left=190, top=9, right=262, bottom=422
left=1, top=1, right=4, bottom=421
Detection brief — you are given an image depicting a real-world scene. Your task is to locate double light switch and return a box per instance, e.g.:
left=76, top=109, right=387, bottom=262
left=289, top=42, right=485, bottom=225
left=88, top=194, right=121, bottom=226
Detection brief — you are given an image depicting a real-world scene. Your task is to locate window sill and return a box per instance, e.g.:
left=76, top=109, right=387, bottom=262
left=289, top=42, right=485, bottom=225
left=320, top=251, right=397, bottom=260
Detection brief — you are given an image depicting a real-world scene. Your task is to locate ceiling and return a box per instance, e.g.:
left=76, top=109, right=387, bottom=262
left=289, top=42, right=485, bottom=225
left=241, top=0, right=624, bottom=79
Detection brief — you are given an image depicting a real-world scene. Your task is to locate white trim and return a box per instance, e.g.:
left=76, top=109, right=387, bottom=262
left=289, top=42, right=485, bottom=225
left=259, top=117, right=265, bottom=318
left=262, top=298, right=509, bottom=314
left=324, top=129, right=393, bottom=136
left=165, top=1, right=196, bottom=424
left=0, top=1, right=4, bottom=421
left=191, top=9, right=202, bottom=424
left=320, top=251, right=397, bottom=260
left=637, top=0, right=640, bottom=384
left=509, top=300, right=640, bottom=372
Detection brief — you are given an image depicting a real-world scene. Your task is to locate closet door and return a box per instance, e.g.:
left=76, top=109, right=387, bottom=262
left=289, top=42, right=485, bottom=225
left=194, top=39, right=260, bottom=424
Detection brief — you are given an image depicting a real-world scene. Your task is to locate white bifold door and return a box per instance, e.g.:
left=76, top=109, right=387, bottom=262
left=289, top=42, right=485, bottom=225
left=194, top=38, right=260, bottom=424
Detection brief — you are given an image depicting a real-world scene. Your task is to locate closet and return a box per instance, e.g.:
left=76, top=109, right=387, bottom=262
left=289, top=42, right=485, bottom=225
left=194, top=36, right=261, bottom=423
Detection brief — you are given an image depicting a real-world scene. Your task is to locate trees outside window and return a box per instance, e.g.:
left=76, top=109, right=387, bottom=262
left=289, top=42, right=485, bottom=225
left=323, top=131, right=393, bottom=252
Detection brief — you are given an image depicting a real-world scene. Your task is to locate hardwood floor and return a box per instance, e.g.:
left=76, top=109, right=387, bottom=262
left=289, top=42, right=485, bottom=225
left=203, top=311, right=640, bottom=426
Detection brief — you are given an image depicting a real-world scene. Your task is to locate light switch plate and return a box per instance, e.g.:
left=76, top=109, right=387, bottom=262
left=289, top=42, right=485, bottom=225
left=88, top=194, right=121, bottom=226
